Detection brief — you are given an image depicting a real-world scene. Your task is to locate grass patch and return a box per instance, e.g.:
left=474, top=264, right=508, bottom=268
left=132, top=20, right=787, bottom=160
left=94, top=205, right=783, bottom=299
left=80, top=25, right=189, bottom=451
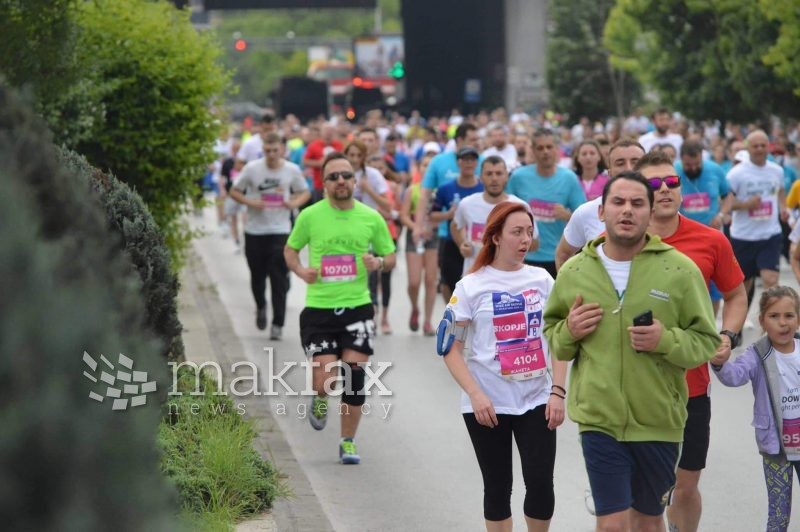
left=160, top=367, right=288, bottom=531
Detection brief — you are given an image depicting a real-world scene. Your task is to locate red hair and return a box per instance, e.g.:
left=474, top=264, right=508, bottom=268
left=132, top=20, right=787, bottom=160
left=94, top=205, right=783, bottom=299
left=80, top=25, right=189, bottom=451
left=468, top=202, right=534, bottom=274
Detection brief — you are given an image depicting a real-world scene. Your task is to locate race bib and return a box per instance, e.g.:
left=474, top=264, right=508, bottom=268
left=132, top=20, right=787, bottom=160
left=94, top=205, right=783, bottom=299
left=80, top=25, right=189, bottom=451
left=783, top=417, right=800, bottom=459
left=748, top=201, right=773, bottom=220
left=528, top=199, right=556, bottom=222
left=682, top=192, right=710, bottom=213
left=497, top=338, right=547, bottom=381
left=261, top=193, right=284, bottom=208
left=470, top=222, right=486, bottom=243
left=320, top=254, right=357, bottom=282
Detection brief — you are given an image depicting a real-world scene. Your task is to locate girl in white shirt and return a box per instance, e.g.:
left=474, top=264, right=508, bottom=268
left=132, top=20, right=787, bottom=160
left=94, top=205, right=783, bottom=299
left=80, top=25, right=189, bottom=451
left=442, top=201, right=568, bottom=532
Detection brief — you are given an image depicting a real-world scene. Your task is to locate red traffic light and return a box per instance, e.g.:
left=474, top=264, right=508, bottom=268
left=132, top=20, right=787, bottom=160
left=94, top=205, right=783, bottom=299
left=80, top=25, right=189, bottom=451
left=234, top=39, right=248, bottom=52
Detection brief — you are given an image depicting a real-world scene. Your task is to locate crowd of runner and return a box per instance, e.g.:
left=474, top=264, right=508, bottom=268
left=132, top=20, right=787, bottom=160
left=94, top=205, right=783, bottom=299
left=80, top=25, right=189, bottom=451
left=207, top=105, right=800, bottom=532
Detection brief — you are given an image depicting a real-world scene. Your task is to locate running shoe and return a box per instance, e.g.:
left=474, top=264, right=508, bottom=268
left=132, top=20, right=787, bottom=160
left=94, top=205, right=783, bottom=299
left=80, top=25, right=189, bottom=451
left=409, top=308, right=420, bottom=332
left=270, top=325, right=282, bottom=341
left=256, top=307, right=267, bottom=330
left=309, top=395, right=327, bottom=431
left=339, top=438, right=360, bottom=465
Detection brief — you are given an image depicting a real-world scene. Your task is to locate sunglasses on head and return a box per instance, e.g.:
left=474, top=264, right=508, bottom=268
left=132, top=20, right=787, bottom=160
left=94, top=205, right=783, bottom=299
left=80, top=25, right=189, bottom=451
left=324, top=171, right=355, bottom=182
left=647, top=175, right=680, bottom=190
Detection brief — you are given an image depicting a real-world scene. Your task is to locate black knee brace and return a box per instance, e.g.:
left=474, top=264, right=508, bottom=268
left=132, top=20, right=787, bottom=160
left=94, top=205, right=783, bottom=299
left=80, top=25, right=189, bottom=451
left=341, top=363, right=366, bottom=406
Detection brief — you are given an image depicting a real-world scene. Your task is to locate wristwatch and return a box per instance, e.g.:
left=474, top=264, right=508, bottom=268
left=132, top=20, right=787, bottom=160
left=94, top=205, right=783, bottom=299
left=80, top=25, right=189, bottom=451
left=719, top=329, right=741, bottom=349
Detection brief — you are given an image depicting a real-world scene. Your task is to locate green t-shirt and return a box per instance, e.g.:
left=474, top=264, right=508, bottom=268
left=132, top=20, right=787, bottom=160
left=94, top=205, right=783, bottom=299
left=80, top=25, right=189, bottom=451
left=287, top=200, right=396, bottom=308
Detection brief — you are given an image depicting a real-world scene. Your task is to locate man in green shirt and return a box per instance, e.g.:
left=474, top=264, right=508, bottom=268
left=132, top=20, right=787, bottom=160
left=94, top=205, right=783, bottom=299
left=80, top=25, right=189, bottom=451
left=284, top=152, right=396, bottom=465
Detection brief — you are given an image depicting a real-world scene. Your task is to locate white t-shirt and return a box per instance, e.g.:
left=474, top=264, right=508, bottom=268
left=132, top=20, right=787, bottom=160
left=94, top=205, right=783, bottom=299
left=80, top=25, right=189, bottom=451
left=449, top=265, right=555, bottom=415
left=236, top=135, right=263, bottom=163
left=776, top=340, right=800, bottom=460
left=233, top=159, right=308, bottom=235
left=597, top=244, right=631, bottom=306
left=353, top=166, right=389, bottom=212
left=563, top=196, right=604, bottom=248
left=453, top=194, right=535, bottom=274
left=727, top=160, right=784, bottom=241
left=638, top=131, right=684, bottom=154
left=481, top=144, right=518, bottom=168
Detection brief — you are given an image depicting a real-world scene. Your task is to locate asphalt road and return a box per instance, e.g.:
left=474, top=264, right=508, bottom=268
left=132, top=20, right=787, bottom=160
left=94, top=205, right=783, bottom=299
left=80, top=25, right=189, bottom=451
left=192, top=207, right=800, bottom=532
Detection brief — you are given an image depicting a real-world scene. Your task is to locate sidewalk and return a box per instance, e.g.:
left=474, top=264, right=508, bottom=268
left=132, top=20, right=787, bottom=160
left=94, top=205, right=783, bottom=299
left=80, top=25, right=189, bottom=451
left=178, top=249, right=334, bottom=532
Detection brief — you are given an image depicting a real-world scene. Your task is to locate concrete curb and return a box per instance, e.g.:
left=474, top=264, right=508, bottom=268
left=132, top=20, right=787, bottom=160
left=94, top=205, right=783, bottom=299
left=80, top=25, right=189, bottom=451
left=180, top=250, right=334, bottom=532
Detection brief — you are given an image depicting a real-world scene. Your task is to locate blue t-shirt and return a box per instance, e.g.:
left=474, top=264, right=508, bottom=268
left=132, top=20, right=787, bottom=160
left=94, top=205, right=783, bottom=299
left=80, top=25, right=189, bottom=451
left=675, top=159, right=729, bottom=226
left=391, top=151, right=410, bottom=173
left=423, top=151, right=484, bottom=236
left=719, top=160, right=733, bottom=176
left=433, top=180, right=484, bottom=239
left=784, top=165, right=797, bottom=194
left=506, top=165, right=586, bottom=261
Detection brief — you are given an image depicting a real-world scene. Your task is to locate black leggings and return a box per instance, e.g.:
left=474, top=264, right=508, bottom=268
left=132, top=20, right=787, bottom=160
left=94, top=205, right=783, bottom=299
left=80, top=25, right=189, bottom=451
left=368, top=239, right=396, bottom=308
left=244, top=233, right=289, bottom=326
left=463, top=404, right=556, bottom=522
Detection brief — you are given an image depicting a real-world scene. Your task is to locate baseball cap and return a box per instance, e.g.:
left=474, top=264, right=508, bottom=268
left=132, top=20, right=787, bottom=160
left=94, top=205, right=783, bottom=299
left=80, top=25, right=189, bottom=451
left=456, top=146, right=479, bottom=159
left=422, top=141, right=441, bottom=154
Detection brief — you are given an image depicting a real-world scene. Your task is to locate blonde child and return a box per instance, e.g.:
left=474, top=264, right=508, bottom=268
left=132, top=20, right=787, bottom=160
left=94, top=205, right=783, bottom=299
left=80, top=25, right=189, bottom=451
left=713, top=286, right=800, bottom=532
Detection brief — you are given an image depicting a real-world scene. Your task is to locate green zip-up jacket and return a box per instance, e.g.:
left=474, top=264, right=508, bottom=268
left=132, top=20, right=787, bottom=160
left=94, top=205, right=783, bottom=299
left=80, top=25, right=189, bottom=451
left=543, top=235, right=719, bottom=442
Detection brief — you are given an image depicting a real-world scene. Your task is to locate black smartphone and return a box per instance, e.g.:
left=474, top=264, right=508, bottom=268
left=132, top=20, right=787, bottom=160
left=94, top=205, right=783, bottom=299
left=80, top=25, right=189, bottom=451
left=632, top=310, right=653, bottom=327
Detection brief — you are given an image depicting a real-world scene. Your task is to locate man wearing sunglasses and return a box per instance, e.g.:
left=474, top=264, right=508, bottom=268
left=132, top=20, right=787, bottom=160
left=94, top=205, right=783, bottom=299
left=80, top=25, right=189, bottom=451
left=635, top=150, right=747, bottom=532
left=284, top=152, right=396, bottom=465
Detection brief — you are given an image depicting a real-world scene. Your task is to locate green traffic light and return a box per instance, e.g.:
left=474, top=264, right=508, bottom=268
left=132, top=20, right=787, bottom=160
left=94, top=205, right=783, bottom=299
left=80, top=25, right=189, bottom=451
left=389, top=61, right=405, bottom=79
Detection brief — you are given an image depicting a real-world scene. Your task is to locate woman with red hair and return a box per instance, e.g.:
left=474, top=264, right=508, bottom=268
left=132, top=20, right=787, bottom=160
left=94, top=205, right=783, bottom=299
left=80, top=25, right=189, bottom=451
left=441, top=201, right=567, bottom=532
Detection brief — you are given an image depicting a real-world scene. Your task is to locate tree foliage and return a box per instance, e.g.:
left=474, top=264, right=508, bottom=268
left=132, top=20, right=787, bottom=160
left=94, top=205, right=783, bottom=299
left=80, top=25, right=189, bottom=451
left=60, top=149, right=184, bottom=362
left=73, top=0, right=231, bottom=267
left=760, top=0, right=800, bottom=97
left=545, top=0, right=641, bottom=121
left=0, top=82, right=177, bottom=531
left=604, top=0, right=800, bottom=122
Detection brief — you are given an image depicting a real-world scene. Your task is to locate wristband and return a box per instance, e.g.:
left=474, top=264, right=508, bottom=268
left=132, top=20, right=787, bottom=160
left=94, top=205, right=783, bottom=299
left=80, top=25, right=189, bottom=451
left=552, top=384, right=567, bottom=394
left=377, top=256, right=385, bottom=272
left=550, top=392, right=565, bottom=399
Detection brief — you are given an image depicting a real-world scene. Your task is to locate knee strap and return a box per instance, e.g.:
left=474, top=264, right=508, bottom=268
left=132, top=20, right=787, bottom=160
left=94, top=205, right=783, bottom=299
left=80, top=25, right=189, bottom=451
left=341, top=363, right=366, bottom=406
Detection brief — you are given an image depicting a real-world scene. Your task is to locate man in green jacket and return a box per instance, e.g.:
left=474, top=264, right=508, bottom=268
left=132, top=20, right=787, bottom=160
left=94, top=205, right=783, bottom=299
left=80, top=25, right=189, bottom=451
left=543, top=171, right=719, bottom=532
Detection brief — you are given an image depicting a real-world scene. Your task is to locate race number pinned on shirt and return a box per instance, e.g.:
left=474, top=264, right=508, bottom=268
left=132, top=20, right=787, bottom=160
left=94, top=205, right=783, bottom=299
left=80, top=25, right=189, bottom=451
left=261, top=193, right=285, bottom=208
left=470, top=222, right=486, bottom=243
left=497, top=338, right=547, bottom=380
left=492, top=288, right=547, bottom=380
left=528, top=199, right=556, bottom=222
left=748, top=201, right=773, bottom=220
left=682, top=192, right=710, bottom=213
left=783, top=418, right=800, bottom=458
left=320, top=254, right=357, bottom=282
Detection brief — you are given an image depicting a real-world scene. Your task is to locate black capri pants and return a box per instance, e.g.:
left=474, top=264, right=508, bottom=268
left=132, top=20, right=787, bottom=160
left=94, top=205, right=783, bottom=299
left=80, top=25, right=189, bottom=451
left=463, top=404, right=556, bottom=522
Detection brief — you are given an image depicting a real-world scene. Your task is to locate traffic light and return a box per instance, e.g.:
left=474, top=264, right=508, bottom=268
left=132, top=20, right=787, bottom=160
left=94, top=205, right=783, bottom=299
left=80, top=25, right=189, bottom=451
left=388, top=61, right=405, bottom=79
left=233, top=38, right=248, bottom=52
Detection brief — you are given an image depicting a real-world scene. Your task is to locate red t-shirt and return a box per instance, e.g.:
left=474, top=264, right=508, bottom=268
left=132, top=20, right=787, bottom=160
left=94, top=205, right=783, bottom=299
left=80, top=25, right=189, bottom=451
left=303, top=139, right=344, bottom=190
left=662, top=216, right=744, bottom=397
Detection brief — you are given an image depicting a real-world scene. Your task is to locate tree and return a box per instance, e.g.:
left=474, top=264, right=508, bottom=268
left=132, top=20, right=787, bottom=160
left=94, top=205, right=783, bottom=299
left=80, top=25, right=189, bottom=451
left=546, top=0, right=641, bottom=121
left=604, top=0, right=800, bottom=122
left=73, top=0, right=231, bottom=267
left=760, top=0, right=800, bottom=98
left=0, top=81, right=178, bottom=531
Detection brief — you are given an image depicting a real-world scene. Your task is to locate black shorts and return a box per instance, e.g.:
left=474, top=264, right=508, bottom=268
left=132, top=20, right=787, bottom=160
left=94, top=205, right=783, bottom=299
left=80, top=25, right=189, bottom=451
left=299, top=304, right=375, bottom=357
left=731, top=233, right=782, bottom=278
left=404, top=228, right=439, bottom=253
left=438, top=238, right=464, bottom=292
left=678, top=395, right=711, bottom=471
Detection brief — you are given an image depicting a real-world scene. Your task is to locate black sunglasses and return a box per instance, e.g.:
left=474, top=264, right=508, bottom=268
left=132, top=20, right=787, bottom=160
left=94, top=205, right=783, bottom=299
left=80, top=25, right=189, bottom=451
left=647, top=175, right=680, bottom=190
left=324, top=171, right=355, bottom=182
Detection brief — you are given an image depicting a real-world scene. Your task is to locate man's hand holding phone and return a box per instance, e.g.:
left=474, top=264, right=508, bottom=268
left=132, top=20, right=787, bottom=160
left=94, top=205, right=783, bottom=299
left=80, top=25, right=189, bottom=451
left=628, top=310, right=663, bottom=353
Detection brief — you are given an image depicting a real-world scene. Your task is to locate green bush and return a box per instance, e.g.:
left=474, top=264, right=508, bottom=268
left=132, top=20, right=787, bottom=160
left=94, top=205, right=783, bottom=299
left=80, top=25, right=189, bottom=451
left=73, top=0, right=231, bottom=267
left=59, top=148, right=184, bottom=361
left=0, top=83, right=177, bottom=529
left=160, top=368, right=284, bottom=527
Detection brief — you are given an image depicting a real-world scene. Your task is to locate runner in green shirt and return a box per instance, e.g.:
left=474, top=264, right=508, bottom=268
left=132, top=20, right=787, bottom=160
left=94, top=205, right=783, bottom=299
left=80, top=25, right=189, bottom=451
left=284, top=152, right=396, bottom=465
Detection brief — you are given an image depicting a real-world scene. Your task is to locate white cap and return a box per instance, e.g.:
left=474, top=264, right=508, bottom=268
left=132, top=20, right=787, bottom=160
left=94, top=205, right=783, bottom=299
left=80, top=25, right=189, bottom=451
left=423, top=141, right=442, bottom=154
left=734, top=149, right=750, bottom=163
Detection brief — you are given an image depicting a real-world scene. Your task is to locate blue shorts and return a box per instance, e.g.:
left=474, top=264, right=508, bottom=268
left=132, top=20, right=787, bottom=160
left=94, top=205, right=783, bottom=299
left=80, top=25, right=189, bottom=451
left=731, top=233, right=782, bottom=279
left=581, top=431, right=679, bottom=516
